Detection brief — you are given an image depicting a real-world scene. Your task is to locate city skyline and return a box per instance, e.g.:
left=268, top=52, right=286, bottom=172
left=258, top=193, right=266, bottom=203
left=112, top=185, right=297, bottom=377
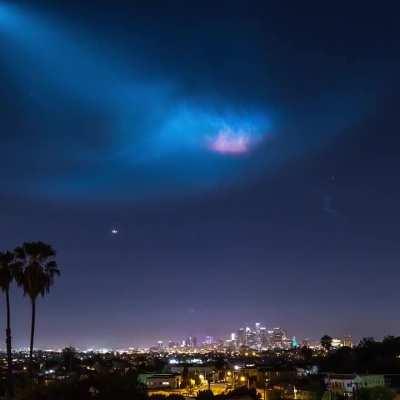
left=1, top=0, right=400, bottom=350
left=0, top=319, right=355, bottom=351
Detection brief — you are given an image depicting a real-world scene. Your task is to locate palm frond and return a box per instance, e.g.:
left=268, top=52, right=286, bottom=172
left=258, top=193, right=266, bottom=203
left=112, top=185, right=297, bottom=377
left=13, top=242, right=60, bottom=300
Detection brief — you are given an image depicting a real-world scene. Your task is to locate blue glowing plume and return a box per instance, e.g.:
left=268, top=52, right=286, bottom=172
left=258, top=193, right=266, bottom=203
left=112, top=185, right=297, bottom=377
left=0, top=3, right=375, bottom=201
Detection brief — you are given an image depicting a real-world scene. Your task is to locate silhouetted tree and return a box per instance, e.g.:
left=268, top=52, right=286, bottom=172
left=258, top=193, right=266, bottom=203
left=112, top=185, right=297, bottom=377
left=62, top=346, right=80, bottom=375
left=320, top=335, right=332, bottom=352
left=226, top=387, right=260, bottom=400
left=16, top=370, right=147, bottom=400
left=322, top=346, right=356, bottom=373
left=181, top=366, right=189, bottom=388
left=358, top=337, right=376, bottom=348
left=149, top=394, right=166, bottom=400
left=15, top=242, right=60, bottom=376
left=166, top=395, right=185, bottom=400
left=268, top=389, right=283, bottom=400
left=382, top=336, right=400, bottom=356
left=214, top=357, right=227, bottom=378
left=300, top=346, right=313, bottom=363
left=197, top=390, right=214, bottom=400
left=358, top=386, right=395, bottom=400
left=0, top=250, right=22, bottom=398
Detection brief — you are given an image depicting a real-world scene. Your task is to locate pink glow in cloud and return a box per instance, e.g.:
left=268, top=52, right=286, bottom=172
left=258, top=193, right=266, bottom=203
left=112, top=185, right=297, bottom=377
left=208, top=128, right=252, bottom=155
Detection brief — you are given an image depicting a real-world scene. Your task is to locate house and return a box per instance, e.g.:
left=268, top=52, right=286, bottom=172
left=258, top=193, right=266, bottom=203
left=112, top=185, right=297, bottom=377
left=138, top=373, right=182, bottom=389
left=296, top=365, right=319, bottom=376
left=325, top=374, right=385, bottom=396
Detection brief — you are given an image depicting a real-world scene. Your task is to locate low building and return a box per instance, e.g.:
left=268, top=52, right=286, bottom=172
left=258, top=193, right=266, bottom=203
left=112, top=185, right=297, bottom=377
left=331, top=338, right=342, bottom=349
left=138, top=373, right=182, bottom=389
left=296, top=365, right=319, bottom=376
left=330, top=336, right=353, bottom=349
left=325, top=374, right=385, bottom=396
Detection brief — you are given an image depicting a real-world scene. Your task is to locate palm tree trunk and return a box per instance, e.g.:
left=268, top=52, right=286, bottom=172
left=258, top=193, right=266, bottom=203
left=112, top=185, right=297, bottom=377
left=29, top=298, right=36, bottom=378
left=5, top=289, right=14, bottom=398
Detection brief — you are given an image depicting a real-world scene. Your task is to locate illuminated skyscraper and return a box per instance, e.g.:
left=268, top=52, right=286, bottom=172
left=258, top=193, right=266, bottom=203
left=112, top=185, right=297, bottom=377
left=232, top=323, right=290, bottom=350
left=342, top=335, right=353, bottom=348
left=260, top=326, right=269, bottom=349
left=157, top=340, right=164, bottom=350
left=186, top=336, right=197, bottom=348
left=245, top=326, right=256, bottom=348
left=237, top=328, right=246, bottom=347
left=270, top=327, right=289, bottom=349
left=204, top=336, right=214, bottom=345
left=254, top=322, right=268, bottom=349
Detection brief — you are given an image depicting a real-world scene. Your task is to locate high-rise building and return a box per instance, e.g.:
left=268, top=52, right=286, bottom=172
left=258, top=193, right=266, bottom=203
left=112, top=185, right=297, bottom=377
left=260, top=326, right=269, bottom=349
left=342, top=335, right=353, bottom=348
left=186, top=336, right=197, bottom=348
left=168, top=341, right=179, bottom=349
left=245, top=326, right=257, bottom=348
left=270, top=327, right=289, bottom=349
left=157, top=340, right=164, bottom=350
left=237, top=328, right=246, bottom=347
left=204, top=336, right=214, bottom=345
left=232, top=323, right=290, bottom=350
left=254, top=323, right=261, bottom=349
left=253, top=322, right=268, bottom=349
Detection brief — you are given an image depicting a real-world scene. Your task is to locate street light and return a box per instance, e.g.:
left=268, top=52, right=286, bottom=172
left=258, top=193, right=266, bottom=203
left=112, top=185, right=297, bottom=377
left=188, top=378, right=196, bottom=395
left=240, top=375, right=249, bottom=389
left=264, top=378, right=270, bottom=400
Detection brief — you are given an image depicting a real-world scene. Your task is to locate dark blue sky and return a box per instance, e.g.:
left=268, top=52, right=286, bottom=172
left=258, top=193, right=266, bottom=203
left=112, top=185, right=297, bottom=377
left=0, top=0, right=399, bottom=348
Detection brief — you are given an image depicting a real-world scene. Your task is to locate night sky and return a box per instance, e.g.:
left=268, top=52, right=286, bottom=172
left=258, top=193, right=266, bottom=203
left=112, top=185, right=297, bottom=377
left=1, top=0, right=399, bottom=349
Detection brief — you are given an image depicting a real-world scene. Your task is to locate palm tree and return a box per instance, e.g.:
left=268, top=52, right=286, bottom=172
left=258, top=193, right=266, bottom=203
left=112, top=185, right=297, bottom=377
left=0, top=251, right=21, bottom=397
left=15, top=242, right=60, bottom=374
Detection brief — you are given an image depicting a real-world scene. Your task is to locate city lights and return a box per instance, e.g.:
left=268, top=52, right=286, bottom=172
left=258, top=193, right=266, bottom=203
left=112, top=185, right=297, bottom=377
left=0, top=1, right=393, bottom=399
